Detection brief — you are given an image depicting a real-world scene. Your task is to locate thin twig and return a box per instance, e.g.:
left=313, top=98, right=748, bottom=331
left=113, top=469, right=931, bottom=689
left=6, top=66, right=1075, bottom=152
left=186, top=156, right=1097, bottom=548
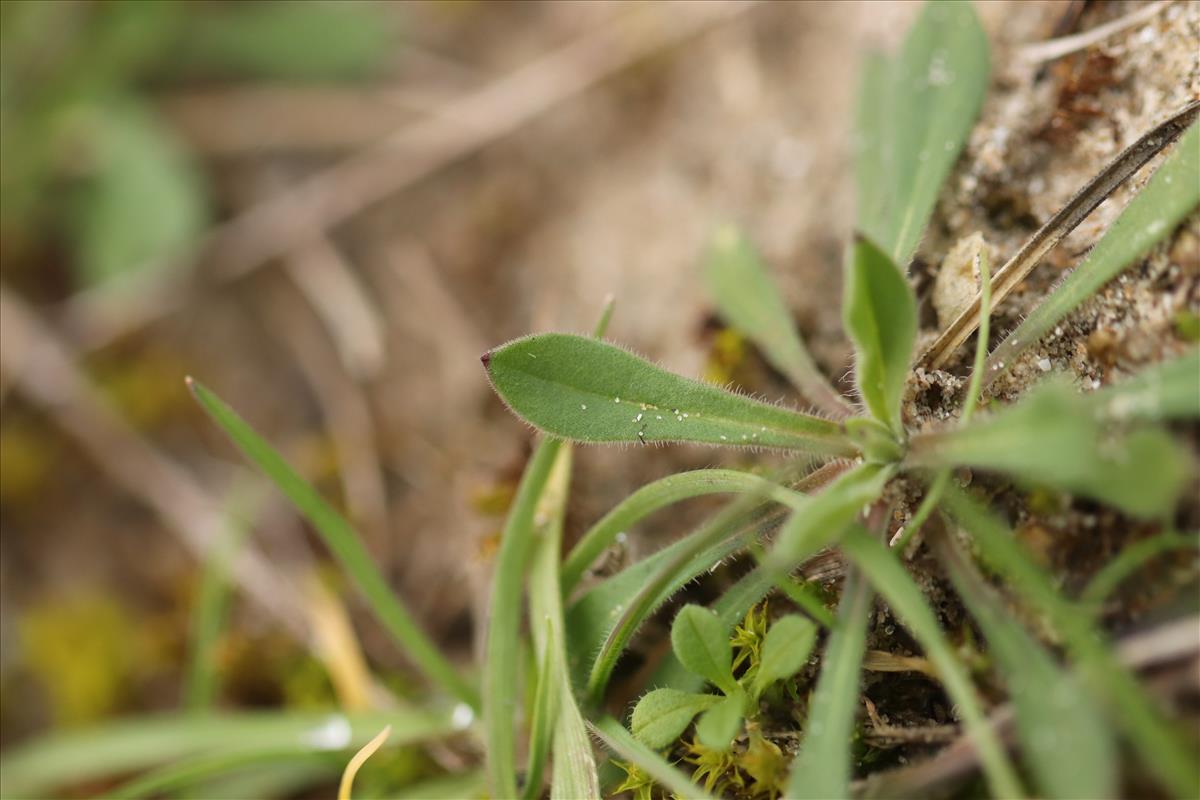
left=1018, top=1, right=1174, bottom=64
left=59, top=0, right=759, bottom=352
left=920, top=99, right=1200, bottom=370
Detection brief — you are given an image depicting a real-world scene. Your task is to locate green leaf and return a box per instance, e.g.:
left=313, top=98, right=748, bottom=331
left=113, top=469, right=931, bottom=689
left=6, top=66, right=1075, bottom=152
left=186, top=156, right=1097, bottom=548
left=1081, top=530, right=1200, bottom=607
left=908, top=380, right=1192, bottom=518
left=750, top=615, right=817, bottom=700
left=858, top=0, right=991, bottom=266
left=483, top=334, right=854, bottom=455
left=695, top=692, right=744, bottom=751
left=936, top=533, right=1117, bottom=800
left=561, top=468, right=777, bottom=595
left=187, top=380, right=477, bottom=709
left=176, top=1, right=393, bottom=81
left=985, top=122, right=1200, bottom=385
left=785, top=572, right=872, bottom=799
left=592, top=716, right=718, bottom=800
left=843, top=237, right=917, bottom=432
left=525, top=447, right=600, bottom=800
left=941, top=487, right=1200, bottom=797
left=841, top=525, right=1024, bottom=799
left=630, top=689, right=720, bottom=749
left=671, top=605, right=737, bottom=695
left=482, top=437, right=562, bottom=799
left=704, top=225, right=850, bottom=415
left=766, top=462, right=892, bottom=572
left=0, top=709, right=453, bottom=799
left=652, top=569, right=776, bottom=692
left=74, top=98, right=206, bottom=286
left=522, top=623, right=557, bottom=800
left=1085, top=349, right=1200, bottom=422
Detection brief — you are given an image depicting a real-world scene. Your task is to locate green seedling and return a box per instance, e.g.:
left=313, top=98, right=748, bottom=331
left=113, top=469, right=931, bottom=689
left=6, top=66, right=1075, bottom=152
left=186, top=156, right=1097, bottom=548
left=631, top=605, right=816, bottom=752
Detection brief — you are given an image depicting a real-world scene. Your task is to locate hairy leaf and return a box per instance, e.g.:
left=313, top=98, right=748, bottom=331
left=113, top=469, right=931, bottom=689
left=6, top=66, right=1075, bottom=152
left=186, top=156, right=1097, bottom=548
left=704, top=225, right=849, bottom=415
left=695, top=692, right=745, bottom=751
left=910, top=380, right=1192, bottom=518
left=843, top=237, right=917, bottom=432
left=484, top=334, right=854, bottom=455
left=985, top=122, right=1200, bottom=385
left=672, top=605, right=737, bottom=695
left=857, top=0, right=990, bottom=266
left=631, top=689, right=720, bottom=749
left=751, top=615, right=817, bottom=700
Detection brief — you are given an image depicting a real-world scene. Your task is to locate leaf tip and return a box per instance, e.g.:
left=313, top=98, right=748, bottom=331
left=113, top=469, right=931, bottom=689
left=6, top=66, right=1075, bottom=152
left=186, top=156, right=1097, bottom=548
left=480, top=351, right=492, bottom=370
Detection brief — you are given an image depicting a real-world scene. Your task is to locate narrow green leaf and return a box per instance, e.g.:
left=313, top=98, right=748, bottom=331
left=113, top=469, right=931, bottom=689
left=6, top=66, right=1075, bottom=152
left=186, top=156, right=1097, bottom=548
left=1081, top=530, right=1200, bottom=607
left=187, top=380, right=477, bottom=709
left=984, top=122, right=1200, bottom=385
left=1085, top=348, right=1200, bottom=422
left=103, top=749, right=317, bottom=800
left=562, top=468, right=776, bottom=595
left=695, top=692, right=745, bottom=751
left=862, top=0, right=990, bottom=266
left=630, top=689, right=720, bottom=749
left=843, top=237, right=917, bottom=432
left=672, top=605, right=737, bottom=695
left=591, top=716, right=717, bottom=800
left=704, top=225, right=850, bottom=415
left=526, top=447, right=600, bottom=800
left=751, top=615, right=817, bottom=701
left=482, top=436, right=562, bottom=799
left=766, top=462, right=892, bottom=572
left=652, top=568, right=777, bottom=692
left=941, top=486, right=1200, bottom=797
left=0, top=710, right=453, bottom=799
left=936, top=532, right=1117, bottom=800
left=841, top=525, right=1025, bottom=799
left=483, top=333, right=854, bottom=455
left=522, top=623, right=557, bottom=800
left=908, top=380, right=1192, bottom=518
left=184, top=483, right=258, bottom=711
left=785, top=571, right=872, bottom=800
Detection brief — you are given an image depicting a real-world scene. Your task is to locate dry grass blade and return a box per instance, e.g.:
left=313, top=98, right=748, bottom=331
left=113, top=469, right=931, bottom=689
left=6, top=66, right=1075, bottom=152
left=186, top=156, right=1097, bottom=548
left=921, top=99, right=1200, bottom=370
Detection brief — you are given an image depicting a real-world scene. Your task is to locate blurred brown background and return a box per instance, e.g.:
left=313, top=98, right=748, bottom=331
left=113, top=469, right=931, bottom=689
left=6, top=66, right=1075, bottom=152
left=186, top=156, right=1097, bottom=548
left=1, top=0, right=1194, bottom=780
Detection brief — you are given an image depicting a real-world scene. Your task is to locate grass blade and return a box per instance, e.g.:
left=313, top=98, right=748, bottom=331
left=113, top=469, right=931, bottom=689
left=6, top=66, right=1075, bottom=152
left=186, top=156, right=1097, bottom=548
left=522, top=623, right=558, bottom=800
left=908, top=380, right=1192, bottom=519
left=1085, top=348, right=1200, bottom=422
left=1081, top=530, right=1200, bottom=607
left=562, top=468, right=777, bottom=595
left=843, top=236, right=916, bottom=433
left=184, top=483, right=258, bottom=711
left=0, top=709, right=454, bottom=799
left=591, top=716, right=717, bottom=800
left=704, top=225, right=851, bottom=416
left=934, top=530, right=1117, bottom=800
left=859, top=0, right=990, bottom=266
left=984, top=121, right=1200, bottom=386
left=527, top=446, right=600, bottom=800
left=483, top=437, right=562, bottom=798
left=104, top=750, right=322, bottom=800
left=841, top=525, right=1024, bottom=799
left=187, top=380, right=477, bottom=709
left=785, top=570, right=872, bottom=799
left=941, top=486, right=1200, bottom=797
left=483, top=333, right=855, bottom=455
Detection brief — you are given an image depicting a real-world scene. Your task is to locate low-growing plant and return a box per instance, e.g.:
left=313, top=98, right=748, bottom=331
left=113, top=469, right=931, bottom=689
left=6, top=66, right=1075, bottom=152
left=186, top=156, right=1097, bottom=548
left=3, top=3, right=1198, bottom=800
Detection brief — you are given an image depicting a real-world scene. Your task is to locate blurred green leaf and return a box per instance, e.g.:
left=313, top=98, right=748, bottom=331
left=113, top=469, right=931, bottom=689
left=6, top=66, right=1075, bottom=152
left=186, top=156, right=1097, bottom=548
left=671, top=605, right=737, bottom=695
left=1085, top=348, right=1200, bottom=422
left=703, top=225, right=849, bottom=415
left=74, top=98, right=206, bottom=286
left=592, top=716, right=717, bottom=800
left=857, top=0, right=990, bottom=265
left=631, top=689, right=720, bottom=749
left=985, top=122, right=1200, bottom=384
left=694, top=692, right=744, bottom=751
left=483, top=334, right=855, bottom=455
left=177, top=1, right=393, bottom=82
left=909, top=380, right=1192, bottom=518
left=843, top=237, right=916, bottom=432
